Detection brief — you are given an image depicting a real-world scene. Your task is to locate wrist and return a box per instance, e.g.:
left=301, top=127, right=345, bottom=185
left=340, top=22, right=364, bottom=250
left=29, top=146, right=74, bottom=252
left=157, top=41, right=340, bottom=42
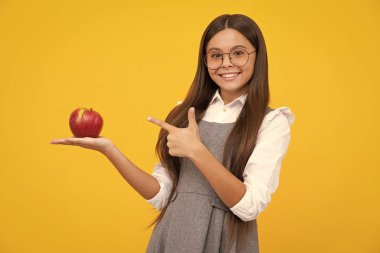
left=189, top=142, right=207, bottom=161
left=102, top=143, right=117, bottom=157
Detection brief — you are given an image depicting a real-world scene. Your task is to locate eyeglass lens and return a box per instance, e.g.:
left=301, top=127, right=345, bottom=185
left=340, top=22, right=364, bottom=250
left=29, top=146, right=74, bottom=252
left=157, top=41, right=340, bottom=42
left=205, top=49, right=250, bottom=70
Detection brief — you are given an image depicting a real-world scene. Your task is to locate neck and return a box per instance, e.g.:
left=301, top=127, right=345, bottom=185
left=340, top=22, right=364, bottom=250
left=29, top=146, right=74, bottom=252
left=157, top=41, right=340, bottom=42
left=220, top=88, right=247, bottom=105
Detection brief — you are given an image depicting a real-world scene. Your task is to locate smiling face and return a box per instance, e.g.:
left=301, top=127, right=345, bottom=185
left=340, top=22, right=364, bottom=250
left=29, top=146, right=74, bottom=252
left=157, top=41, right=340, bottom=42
left=206, top=28, right=256, bottom=104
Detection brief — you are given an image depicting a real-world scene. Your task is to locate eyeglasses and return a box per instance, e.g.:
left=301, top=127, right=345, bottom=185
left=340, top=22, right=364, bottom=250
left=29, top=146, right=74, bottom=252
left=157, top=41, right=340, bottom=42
left=204, top=48, right=256, bottom=70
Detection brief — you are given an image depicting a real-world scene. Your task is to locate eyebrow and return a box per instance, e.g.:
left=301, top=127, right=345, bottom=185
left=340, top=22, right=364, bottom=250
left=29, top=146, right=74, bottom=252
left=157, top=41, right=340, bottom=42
left=207, top=45, right=248, bottom=52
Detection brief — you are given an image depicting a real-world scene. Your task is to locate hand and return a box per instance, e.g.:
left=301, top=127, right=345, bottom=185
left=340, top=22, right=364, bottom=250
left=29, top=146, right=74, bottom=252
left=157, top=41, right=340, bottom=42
left=147, top=107, right=203, bottom=158
left=49, top=136, right=114, bottom=155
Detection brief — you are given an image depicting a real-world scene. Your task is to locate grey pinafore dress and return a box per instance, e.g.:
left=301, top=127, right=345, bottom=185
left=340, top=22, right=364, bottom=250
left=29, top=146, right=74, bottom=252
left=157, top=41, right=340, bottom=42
left=146, top=117, right=264, bottom=253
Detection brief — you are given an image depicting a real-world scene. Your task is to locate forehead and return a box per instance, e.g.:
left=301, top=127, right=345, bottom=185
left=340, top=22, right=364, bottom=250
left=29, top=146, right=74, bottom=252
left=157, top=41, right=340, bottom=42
left=206, top=28, right=254, bottom=51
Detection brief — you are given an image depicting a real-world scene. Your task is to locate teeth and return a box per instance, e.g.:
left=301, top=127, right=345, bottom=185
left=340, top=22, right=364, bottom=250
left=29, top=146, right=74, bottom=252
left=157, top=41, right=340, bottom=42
left=221, top=73, right=238, bottom=78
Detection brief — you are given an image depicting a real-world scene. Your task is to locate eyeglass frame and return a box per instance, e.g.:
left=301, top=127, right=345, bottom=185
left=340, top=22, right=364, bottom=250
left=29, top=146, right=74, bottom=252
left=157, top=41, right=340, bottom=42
left=203, top=48, right=257, bottom=70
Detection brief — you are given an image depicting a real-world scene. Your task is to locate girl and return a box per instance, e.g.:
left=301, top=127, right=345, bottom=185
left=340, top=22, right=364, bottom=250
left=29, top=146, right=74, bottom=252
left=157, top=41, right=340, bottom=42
left=50, top=14, right=295, bottom=253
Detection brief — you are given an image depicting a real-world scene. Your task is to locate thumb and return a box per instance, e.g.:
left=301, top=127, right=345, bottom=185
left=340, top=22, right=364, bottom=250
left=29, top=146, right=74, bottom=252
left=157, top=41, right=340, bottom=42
left=188, top=107, right=197, bottom=128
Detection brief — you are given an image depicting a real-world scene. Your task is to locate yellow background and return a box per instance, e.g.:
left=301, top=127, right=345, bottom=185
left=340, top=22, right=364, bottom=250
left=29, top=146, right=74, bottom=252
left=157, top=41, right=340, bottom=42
left=1, top=0, right=379, bottom=252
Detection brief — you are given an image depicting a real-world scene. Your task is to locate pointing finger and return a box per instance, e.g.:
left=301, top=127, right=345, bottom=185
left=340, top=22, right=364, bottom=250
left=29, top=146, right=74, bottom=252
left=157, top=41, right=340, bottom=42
left=147, top=116, right=176, bottom=132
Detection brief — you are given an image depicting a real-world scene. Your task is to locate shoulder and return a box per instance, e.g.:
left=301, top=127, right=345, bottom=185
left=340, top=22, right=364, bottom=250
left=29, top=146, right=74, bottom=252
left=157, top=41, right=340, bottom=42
left=261, top=106, right=295, bottom=130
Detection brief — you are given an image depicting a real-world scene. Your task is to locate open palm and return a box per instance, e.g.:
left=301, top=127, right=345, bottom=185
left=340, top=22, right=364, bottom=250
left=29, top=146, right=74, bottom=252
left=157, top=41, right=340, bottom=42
left=50, top=136, right=113, bottom=154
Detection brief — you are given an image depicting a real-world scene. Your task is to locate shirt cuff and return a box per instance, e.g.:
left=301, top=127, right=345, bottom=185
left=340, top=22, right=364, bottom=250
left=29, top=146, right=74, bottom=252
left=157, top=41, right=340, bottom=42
left=230, top=183, right=260, bottom=222
left=146, top=177, right=167, bottom=210
left=146, top=164, right=172, bottom=210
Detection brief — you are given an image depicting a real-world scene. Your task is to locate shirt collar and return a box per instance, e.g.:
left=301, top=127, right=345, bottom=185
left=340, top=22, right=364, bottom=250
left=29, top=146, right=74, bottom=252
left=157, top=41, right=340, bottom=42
left=209, top=89, right=248, bottom=106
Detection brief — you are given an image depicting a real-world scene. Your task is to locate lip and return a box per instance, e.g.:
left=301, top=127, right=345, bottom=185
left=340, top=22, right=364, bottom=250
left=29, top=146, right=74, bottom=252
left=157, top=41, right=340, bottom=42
left=218, top=72, right=241, bottom=75
left=218, top=72, right=241, bottom=81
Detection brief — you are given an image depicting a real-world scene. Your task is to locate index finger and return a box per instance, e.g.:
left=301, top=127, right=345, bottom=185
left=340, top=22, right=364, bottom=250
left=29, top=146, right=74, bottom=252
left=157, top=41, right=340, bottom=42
left=147, top=116, right=176, bottom=132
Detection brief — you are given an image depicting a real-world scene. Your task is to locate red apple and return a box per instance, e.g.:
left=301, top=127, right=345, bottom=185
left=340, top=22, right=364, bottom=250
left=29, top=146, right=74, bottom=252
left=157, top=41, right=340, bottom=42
left=69, top=107, right=103, bottom=138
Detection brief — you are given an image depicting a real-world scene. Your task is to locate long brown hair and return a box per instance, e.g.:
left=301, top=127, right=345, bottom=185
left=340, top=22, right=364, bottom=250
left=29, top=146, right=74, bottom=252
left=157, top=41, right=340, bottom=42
left=148, top=14, right=270, bottom=252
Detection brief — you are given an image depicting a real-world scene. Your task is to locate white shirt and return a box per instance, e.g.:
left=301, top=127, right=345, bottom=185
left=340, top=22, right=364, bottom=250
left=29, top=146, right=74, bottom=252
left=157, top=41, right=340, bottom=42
left=147, top=89, right=295, bottom=221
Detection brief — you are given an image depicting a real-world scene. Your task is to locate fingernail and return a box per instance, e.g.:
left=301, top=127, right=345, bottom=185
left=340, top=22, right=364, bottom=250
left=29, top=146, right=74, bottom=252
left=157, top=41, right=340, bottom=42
left=147, top=116, right=152, bottom=121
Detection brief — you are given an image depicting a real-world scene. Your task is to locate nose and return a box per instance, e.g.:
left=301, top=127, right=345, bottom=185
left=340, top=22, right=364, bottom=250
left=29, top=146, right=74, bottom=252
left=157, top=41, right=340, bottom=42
left=221, top=53, right=233, bottom=68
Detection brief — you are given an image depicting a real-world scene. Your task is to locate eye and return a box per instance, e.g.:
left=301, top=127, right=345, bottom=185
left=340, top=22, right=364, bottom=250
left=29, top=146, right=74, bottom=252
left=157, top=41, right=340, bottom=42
left=211, top=53, right=222, bottom=58
left=232, top=49, right=245, bottom=56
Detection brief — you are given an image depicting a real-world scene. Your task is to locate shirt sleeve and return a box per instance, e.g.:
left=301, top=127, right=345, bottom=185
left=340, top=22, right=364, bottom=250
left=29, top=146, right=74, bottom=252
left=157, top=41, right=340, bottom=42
left=230, top=106, right=295, bottom=221
left=146, top=161, right=173, bottom=210
left=147, top=100, right=180, bottom=210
